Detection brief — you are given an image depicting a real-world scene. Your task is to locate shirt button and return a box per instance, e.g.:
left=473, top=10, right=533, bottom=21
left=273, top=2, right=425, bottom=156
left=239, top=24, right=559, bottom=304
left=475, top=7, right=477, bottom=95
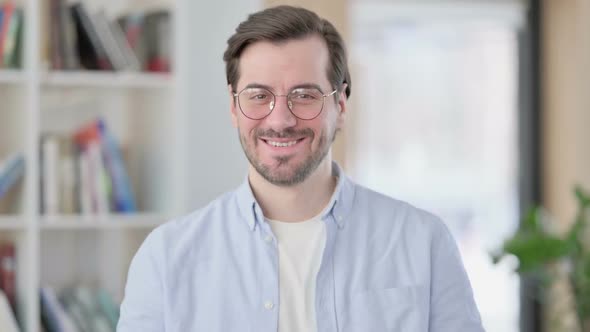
left=264, top=235, right=273, bottom=243
left=264, top=301, right=274, bottom=310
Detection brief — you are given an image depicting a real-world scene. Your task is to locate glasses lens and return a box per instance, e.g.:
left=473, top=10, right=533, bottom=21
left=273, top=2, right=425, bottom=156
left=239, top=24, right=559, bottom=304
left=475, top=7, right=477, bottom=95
left=238, top=88, right=274, bottom=119
left=289, top=88, right=324, bottom=119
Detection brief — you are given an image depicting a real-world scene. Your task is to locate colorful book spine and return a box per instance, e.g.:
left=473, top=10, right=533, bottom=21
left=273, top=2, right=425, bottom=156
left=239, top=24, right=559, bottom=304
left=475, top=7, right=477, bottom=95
left=0, top=244, right=16, bottom=316
left=97, top=119, right=136, bottom=212
left=0, top=154, right=25, bottom=201
left=2, top=7, right=22, bottom=68
left=0, top=1, right=15, bottom=67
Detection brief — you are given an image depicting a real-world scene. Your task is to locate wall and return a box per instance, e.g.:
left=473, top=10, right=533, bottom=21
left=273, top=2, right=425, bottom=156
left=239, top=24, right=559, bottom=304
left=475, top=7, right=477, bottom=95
left=542, top=1, right=590, bottom=330
left=542, top=0, right=590, bottom=228
left=180, top=0, right=261, bottom=212
left=264, top=0, right=351, bottom=168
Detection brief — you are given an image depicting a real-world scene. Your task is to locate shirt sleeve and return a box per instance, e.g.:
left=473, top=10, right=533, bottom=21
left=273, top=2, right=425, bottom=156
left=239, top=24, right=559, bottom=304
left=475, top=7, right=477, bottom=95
left=117, top=228, right=166, bottom=332
left=429, top=219, right=486, bottom=332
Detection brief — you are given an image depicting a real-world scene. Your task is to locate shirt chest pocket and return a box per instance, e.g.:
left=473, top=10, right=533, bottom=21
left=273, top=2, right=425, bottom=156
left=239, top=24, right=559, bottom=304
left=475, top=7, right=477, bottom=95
left=345, top=285, right=427, bottom=332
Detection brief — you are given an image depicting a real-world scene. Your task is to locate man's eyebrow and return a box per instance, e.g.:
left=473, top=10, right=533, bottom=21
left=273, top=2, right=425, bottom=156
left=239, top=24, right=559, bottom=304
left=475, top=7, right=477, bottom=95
left=244, top=83, right=272, bottom=90
left=242, top=83, right=326, bottom=93
left=290, top=83, right=324, bottom=92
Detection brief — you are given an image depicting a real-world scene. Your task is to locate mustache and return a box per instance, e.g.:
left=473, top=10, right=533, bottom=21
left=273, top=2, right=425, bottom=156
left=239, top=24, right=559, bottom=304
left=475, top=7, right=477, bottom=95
left=255, top=128, right=314, bottom=138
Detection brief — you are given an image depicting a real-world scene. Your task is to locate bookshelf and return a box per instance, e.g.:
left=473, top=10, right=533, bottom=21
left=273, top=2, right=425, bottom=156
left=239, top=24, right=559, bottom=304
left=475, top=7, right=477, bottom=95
left=0, top=0, right=190, bottom=331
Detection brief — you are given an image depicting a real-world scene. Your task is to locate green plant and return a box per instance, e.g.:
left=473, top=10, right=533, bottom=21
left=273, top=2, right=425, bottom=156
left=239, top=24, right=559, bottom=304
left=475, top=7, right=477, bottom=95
left=493, top=187, right=590, bottom=329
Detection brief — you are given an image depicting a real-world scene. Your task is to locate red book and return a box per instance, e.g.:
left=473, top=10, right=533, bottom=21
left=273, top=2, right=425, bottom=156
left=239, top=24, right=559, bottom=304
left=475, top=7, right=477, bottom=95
left=0, top=243, right=16, bottom=314
left=73, top=120, right=101, bottom=147
left=0, top=1, right=16, bottom=64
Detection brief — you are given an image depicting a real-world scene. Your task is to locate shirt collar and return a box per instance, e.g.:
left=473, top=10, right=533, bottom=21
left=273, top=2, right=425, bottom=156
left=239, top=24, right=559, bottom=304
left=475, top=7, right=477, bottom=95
left=235, top=161, right=355, bottom=231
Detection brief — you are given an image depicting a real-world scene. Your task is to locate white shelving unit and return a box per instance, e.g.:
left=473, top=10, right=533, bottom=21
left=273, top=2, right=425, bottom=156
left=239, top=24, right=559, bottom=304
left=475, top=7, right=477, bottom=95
left=0, top=0, right=189, bottom=331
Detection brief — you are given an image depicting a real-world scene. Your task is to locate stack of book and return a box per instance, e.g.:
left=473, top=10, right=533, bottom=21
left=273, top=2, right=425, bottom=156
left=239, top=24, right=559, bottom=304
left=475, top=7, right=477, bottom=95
left=40, top=119, right=136, bottom=215
left=49, top=0, right=171, bottom=72
left=0, top=0, right=23, bottom=69
left=41, top=286, right=119, bottom=332
left=0, top=242, right=19, bottom=332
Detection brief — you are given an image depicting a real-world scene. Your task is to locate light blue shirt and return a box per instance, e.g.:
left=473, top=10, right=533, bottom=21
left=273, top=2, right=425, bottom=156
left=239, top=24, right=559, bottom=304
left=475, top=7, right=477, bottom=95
left=117, top=163, right=484, bottom=331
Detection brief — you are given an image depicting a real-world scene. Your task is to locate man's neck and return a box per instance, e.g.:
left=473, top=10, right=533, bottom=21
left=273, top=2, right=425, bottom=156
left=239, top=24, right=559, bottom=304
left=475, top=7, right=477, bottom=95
left=249, top=158, right=337, bottom=223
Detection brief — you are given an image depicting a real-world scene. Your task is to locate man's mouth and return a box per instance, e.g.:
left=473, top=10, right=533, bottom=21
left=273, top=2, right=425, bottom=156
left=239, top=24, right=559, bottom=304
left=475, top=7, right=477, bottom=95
left=260, top=137, right=306, bottom=147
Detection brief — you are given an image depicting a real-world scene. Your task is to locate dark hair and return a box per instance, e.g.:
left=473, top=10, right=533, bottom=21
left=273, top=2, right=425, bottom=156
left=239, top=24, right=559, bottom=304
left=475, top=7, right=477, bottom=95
left=223, top=5, right=351, bottom=99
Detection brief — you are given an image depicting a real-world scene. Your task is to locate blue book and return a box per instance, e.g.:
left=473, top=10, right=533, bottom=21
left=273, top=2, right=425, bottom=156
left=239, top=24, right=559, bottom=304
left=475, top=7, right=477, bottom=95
left=0, top=154, right=24, bottom=200
left=96, top=119, right=136, bottom=212
left=0, top=10, right=4, bottom=51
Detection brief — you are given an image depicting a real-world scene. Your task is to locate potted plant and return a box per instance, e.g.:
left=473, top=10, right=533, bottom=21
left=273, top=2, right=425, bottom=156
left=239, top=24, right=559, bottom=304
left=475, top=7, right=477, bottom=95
left=493, top=187, right=590, bottom=331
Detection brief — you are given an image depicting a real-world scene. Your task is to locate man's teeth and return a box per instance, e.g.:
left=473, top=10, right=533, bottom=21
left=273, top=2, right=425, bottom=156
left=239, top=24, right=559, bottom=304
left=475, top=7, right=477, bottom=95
left=267, top=140, right=298, bottom=147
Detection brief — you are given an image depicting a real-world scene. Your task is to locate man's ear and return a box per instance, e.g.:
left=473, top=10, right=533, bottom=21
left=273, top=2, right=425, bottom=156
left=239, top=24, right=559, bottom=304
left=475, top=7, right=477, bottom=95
left=229, top=84, right=238, bottom=128
left=335, top=83, right=348, bottom=130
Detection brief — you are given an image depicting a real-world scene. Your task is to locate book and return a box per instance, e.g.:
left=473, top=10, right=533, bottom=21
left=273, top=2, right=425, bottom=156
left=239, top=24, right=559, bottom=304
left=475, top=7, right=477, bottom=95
left=96, top=289, right=118, bottom=329
left=40, top=287, right=78, bottom=332
left=91, top=10, right=127, bottom=71
left=58, top=138, right=76, bottom=214
left=2, top=7, right=22, bottom=68
left=41, top=136, right=60, bottom=215
left=96, top=119, right=136, bottom=212
left=49, top=0, right=64, bottom=69
left=117, top=13, right=147, bottom=70
left=107, top=18, right=140, bottom=71
left=0, top=290, right=19, bottom=332
left=0, top=243, right=16, bottom=316
left=0, top=154, right=25, bottom=201
left=51, top=0, right=79, bottom=70
left=61, top=287, right=113, bottom=332
left=73, top=122, right=111, bottom=214
left=144, top=10, right=171, bottom=72
left=71, top=2, right=112, bottom=70
left=0, top=1, right=15, bottom=68
left=77, top=150, right=92, bottom=215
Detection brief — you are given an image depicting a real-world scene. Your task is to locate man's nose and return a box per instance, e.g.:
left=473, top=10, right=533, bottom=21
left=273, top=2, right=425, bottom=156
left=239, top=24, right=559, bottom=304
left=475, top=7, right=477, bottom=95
left=264, top=96, right=297, bottom=130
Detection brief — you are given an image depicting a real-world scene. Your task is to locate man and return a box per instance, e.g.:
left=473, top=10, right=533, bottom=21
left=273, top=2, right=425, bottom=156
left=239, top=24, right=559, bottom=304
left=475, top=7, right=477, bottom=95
left=118, top=5, right=484, bottom=332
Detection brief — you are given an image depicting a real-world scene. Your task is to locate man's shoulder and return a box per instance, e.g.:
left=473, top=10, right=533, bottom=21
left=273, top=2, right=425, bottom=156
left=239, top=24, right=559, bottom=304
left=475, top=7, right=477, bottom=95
left=349, top=181, right=447, bottom=234
left=149, top=188, right=242, bottom=243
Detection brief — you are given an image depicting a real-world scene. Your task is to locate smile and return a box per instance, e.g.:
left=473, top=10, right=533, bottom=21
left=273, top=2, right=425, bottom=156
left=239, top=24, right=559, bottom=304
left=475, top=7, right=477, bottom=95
left=260, top=138, right=306, bottom=147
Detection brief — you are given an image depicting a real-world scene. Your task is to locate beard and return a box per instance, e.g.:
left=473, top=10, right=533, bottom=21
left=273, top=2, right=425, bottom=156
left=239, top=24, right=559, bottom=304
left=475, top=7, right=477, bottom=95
left=239, top=126, right=336, bottom=186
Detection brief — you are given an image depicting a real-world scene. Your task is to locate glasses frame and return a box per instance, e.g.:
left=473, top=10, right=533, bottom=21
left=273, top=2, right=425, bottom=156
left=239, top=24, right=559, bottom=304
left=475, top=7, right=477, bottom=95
left=233, top=87, right=338, bottom=120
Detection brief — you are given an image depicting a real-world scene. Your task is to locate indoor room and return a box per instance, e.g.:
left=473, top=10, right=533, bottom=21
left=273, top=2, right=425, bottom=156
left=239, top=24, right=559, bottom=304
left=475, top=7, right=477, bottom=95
left=0, top=0, right=586, bottom=331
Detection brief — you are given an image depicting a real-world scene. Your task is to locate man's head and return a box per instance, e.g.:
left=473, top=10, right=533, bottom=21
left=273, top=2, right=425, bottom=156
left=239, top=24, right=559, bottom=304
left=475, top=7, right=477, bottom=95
left=223, top=6, right=351, bottom=186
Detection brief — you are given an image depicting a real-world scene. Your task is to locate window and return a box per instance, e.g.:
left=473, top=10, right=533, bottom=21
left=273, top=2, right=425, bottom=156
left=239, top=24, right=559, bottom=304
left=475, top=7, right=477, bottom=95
left=349, top=2, right=525, bottom=331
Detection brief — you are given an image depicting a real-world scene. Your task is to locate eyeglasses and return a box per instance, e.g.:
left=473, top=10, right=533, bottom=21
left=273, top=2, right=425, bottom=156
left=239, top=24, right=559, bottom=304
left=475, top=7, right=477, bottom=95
left=233, top=87, right=337, bottom=120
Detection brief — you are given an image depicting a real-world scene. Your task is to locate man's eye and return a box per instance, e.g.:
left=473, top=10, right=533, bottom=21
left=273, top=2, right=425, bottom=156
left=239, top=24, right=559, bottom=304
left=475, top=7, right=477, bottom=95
left=293, top=93, right=317, bottom=100
left=252, top=94, right=268, bottom=100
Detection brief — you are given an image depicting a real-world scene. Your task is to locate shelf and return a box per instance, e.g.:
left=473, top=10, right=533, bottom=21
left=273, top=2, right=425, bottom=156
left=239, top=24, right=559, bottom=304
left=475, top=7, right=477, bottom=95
left=40, top=213, right=167, bottom=230
left=0, top=215, right=26, bottom=230
left=41, top=71, right=173, bottom=89
left=0, top=69, right=25, bottom=84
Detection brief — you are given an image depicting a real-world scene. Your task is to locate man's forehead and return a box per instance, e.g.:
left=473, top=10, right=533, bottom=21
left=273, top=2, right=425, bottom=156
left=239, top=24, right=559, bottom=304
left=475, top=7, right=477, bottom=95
left=237, top=35, right=330, bottom=87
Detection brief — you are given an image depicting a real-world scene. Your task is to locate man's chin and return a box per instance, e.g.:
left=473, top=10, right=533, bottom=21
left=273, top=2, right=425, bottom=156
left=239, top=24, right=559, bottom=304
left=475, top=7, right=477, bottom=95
left=256, top=163, right=308, bottom=187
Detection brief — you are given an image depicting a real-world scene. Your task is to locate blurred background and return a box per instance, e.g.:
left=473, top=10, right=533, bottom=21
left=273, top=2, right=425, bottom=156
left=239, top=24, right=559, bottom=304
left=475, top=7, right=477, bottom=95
left=0, top=0, right=588, bottom=331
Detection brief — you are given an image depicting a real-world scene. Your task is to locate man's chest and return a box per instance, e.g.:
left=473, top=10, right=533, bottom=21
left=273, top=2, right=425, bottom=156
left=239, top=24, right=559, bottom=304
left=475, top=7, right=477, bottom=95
left=162, top=230, right=431, bottom=332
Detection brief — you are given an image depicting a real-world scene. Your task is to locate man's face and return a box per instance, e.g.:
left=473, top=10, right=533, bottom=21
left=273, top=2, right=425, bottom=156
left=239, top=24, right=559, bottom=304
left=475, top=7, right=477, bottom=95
left=230, top=35, right=347, bottom=186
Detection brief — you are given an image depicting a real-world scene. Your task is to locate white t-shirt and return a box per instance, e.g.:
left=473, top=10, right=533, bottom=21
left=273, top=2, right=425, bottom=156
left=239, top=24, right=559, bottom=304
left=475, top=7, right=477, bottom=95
left=266, top=215, right=327, bottom=332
